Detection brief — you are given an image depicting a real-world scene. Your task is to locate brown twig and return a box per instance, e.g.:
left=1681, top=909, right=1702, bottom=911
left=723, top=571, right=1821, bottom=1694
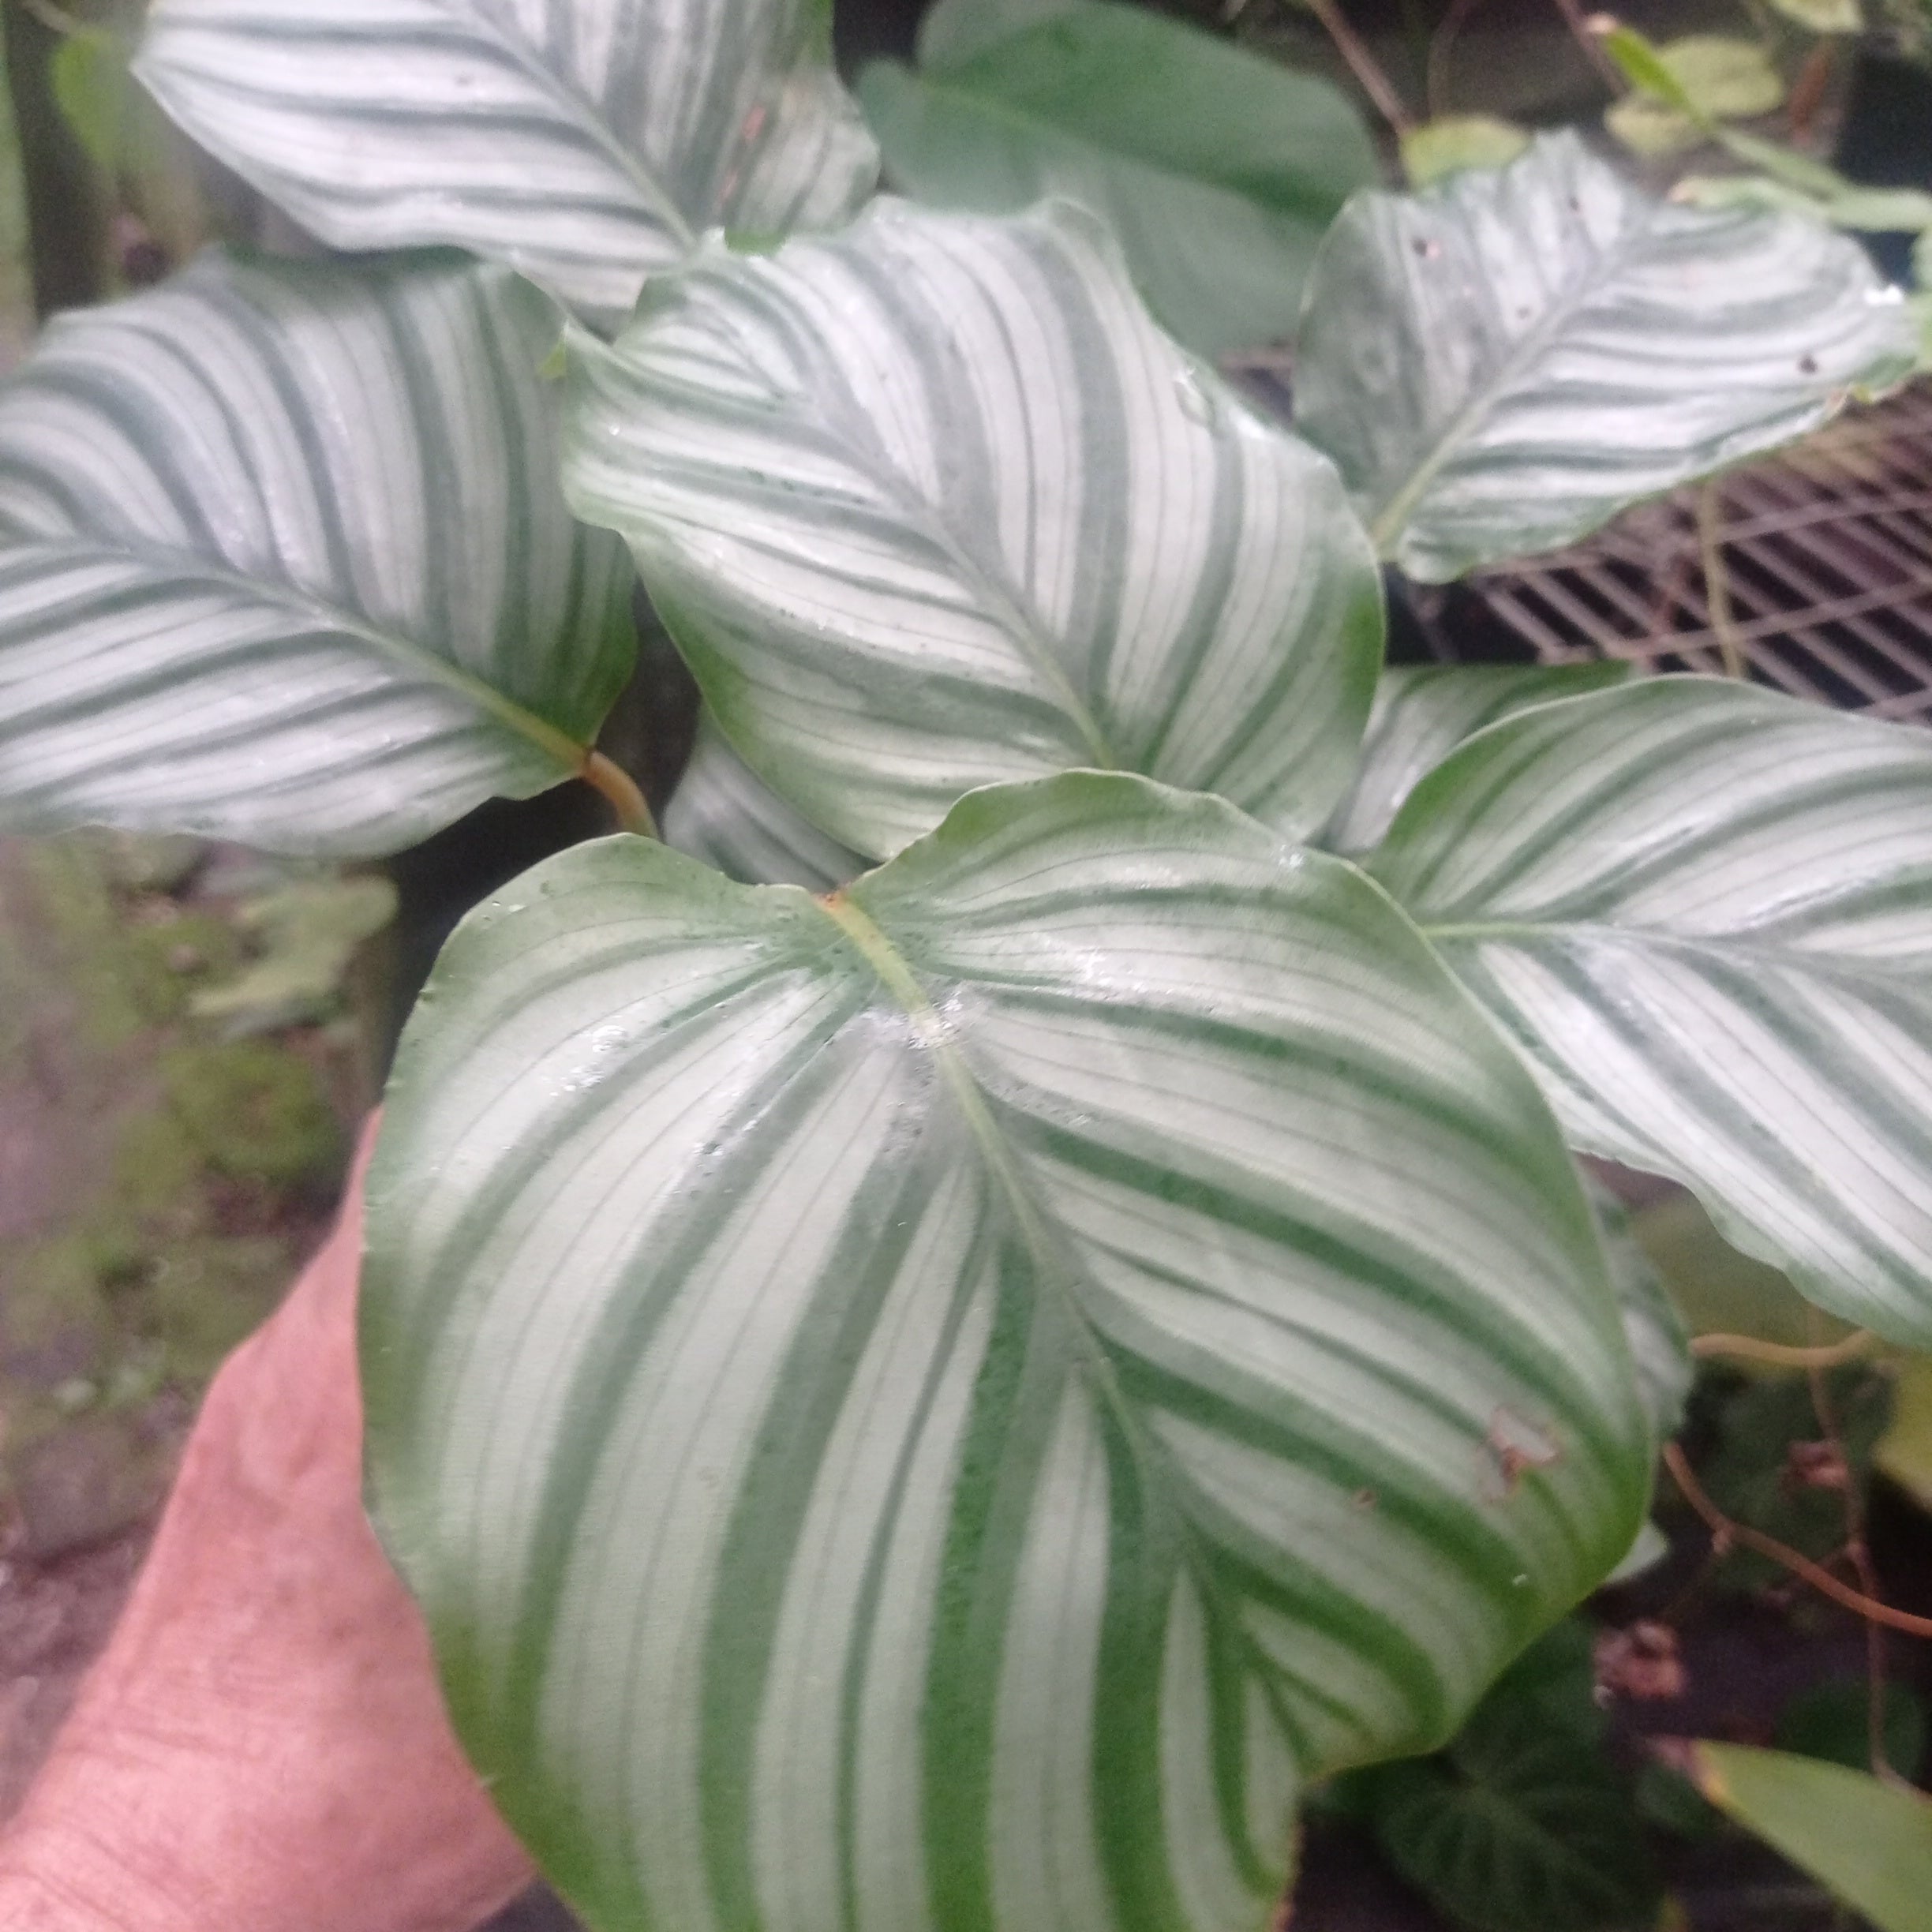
left=1425, top=0, right=1484, bottom=119
left=1301, top=0, right=1415, bottom=133
left=1697, top=481, right=1748, bottom=680
left=1690, top=1328, right=1877, bottom=1369
left=1663, top=1443, right=1932, bottom=1640
left=1788, top=41, right=1836, bottom=144
left=1555, top=0, right=1627, bottom=93
left=1803, top=1324, right=1911, bottom=1787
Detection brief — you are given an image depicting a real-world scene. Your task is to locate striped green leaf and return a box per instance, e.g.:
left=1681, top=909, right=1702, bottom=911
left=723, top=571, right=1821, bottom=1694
left=0, top=249, right=635, bottom=858
left=1295, top=132, right=1919, bottom=582
left=858, top=0, right=1377, bottom=358
left=363, top=772, right=1649, bottom=1932
left=1368, top=676, right=1932, bottom=1345
left=664, top=712, right=863, bottom=888
left=564, top=197, right=1384, bottom=864
left=135, top=0, right=878, bottom=329
left=1321, top=662, right=1634, bottom=859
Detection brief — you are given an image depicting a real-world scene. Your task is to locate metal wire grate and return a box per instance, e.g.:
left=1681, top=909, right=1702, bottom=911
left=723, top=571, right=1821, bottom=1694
left=1467, top=384, right=1932, bottom=722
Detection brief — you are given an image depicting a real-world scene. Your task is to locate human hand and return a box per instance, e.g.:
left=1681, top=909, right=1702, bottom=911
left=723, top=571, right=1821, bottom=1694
left=0, top=1120, right=535, bottom=1932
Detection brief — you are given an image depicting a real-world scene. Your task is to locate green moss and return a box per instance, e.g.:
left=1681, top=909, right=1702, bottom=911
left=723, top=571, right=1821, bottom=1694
left=9, top=841, right=238, bottom=1047
left=143, top=1234, right=288, bottom=1381
left=0, top=1234, right=114, bottom=1370
left=113, top=1105, right=212, bottom=1219
left=159, top=1039, right=340, bottom=1187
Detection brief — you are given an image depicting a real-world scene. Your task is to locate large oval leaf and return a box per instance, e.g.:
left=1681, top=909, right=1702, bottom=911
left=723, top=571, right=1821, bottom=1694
left=564, top=197, right=1384, bottom=862
left=859, top=0, right=1376, bottom=358
left=363, top=772, right=1649, bottom=1932
left=1294, top=131, right=1919, bottom=582
left=664, top=712, right=864, bottom=888
left=135, top=0, right=878, bottom=328
left=0, top=249, right=635, bottom=857
left=1320, top=661, right=1633, bottom=859
left=1368, top=676, right=1932, bottom=1344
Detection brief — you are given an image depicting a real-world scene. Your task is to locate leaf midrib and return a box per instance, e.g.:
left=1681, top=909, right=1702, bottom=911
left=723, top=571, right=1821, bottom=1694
left=441, top=0, right=699, bottom=248
left=647, top=285, right=1120, bottom=771
left=1366, top=215, right=1650, bottom=557
left=814, top=888, right=1309, bottom=1754
left=11, top=533, right=591, bottom=774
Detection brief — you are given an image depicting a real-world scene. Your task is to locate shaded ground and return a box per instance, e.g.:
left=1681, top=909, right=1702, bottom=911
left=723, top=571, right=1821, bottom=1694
left=0, top=828, right=387, bottom=1815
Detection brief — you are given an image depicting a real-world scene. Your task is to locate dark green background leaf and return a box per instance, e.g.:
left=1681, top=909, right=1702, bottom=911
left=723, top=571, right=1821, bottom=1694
left=860, top=0, right=1376, bottom=357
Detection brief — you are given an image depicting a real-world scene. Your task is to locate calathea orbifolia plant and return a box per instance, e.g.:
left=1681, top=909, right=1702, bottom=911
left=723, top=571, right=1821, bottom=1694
left=0, top=2, right=1925, bottom=1928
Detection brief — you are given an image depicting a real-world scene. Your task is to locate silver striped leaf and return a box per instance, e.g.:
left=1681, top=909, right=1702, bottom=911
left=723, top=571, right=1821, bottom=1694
left=664, top=711, right=863, bottom=887
left=1587, top=1178, right=1691, bottom=1447
left=1321, top=661, right=1634, bottom=858
left=0, top=249, right=635, bottom=858
left=1368, top=676, right=1932, bottom=1345
left=564, top=197, right=1385, bottom=864
left=363, top=771, right=1650, bottom=1932
left=135, top=0, right=878, bottom=330
left=1294, top=132, right=1919, bottom=582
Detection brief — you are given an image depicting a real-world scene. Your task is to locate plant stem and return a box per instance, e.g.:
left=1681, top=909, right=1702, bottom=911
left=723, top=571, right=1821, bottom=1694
left=1427, top=0, right=1483, bottom=119
left=1558, top=0, right=1627, bottom=92
left=1663, top=1443, right=1932, bottom=1639
left=1302, top=0, right=1414, bottom=133
left=1690, top=1328, right=1875, bottom=1369
left=582, top=749, right=656, bottom=837
left=1802, top=1331, right=1904, bottom=1785
left=1697, top=481, right=1748, bottom=680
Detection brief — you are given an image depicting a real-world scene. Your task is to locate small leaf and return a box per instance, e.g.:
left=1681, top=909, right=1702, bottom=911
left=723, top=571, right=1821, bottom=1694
left=1365, top=1697, right=1657, bottom=1932
left=1369, top=676, right=1932, bottom=1343
left=135, top=0, right=878, bottom=328
left=1676, top=173, right=1932, bottom=233
left=859, top=0, right=1377, bottom=357
left=663, top=713, right=863, bottom=889
left=0, top=251, right=636, bottom=857
left=1765, top=0, right=1863, bottom=32
left=1690, top=1743, right=1932, bottom=1932
left=1296, top=132, right=1917, bottom=581
left=1321, top=662, right=1632, bottom=859
left=364, top=771, right=1649, bottom=1932
left=1605, top=37, right=1784, bottom=159
left=1401, top=116, right=1530, bottom=188
left=566, top=198, right=1383, bottom=862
